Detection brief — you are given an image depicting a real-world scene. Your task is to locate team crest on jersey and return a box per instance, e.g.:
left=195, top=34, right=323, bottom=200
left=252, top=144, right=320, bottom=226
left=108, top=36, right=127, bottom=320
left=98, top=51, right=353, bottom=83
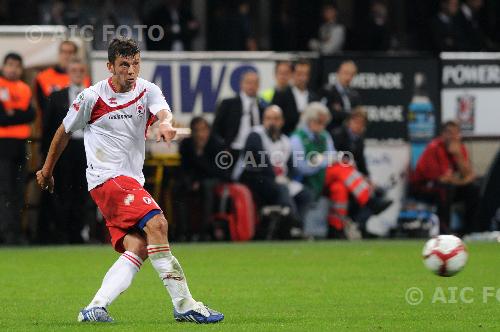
left=124, top=194, right=135, bottom=206
left=108, top=97, right=117, bottom=105
left=137, top=103, right=145, bottom=118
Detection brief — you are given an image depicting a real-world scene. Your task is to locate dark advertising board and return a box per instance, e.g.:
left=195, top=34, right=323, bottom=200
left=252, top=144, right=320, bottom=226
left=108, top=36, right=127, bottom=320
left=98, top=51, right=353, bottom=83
left=321, top=55, right=440, bottom=141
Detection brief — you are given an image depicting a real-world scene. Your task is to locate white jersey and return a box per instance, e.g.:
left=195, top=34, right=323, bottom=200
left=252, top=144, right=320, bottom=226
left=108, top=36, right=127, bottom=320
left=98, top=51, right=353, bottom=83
left=62, top=77, right=171, bottom=190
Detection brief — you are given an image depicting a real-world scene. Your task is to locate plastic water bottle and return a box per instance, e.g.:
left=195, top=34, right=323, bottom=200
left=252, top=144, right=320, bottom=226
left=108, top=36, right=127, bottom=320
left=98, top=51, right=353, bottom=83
left=408, top=73, right=435, bottom=168
left=408, top=72, right=435, bottom=141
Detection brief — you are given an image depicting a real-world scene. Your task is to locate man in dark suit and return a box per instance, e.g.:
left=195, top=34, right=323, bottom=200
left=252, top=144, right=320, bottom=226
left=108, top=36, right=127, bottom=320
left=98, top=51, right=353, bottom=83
left=331, top=107, right=369, bottom=177
left=455, top=0, right=487, bottom=51
left=145, top=0, right=200, bottom=51
left=430, top=0, right=463, bottom=52
left=212, top=70, right=265, bottom=160
left=177, top=117, right=230, bottom=241
left=322, top=60, right=361, bottom=131
left=38, top=58, right=90, bottom=244
left=272, top=59, right=320, bottom=136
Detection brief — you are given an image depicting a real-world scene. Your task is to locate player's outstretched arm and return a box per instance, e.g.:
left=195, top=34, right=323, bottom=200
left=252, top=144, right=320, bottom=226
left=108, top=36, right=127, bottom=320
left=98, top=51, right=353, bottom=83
left=36, top=124, right=71, bottom=193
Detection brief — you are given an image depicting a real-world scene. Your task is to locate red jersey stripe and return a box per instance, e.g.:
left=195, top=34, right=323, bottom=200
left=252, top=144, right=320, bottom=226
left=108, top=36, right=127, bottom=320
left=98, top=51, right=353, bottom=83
left=88, top=89, right=146, bottom=124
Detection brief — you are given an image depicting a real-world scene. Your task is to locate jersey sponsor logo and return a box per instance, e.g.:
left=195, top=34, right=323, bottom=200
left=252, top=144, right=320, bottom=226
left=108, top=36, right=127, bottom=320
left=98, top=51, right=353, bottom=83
left=109, top=114, right=133, bottom=120
left=124, top=194, right=135, bottom=206
left=143, top=196, right=152, bottom=204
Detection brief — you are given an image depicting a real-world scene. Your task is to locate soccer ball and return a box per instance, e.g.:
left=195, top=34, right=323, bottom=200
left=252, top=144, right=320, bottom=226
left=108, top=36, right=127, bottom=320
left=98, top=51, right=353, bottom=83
left=422, top=235, right=468, bottom=277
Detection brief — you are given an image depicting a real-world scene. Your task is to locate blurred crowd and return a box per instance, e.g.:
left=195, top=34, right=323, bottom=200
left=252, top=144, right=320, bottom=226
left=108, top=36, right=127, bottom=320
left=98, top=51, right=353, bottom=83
left=0, top=40, right=491, bottom=245
left=1, top=0, right=500, bottom=52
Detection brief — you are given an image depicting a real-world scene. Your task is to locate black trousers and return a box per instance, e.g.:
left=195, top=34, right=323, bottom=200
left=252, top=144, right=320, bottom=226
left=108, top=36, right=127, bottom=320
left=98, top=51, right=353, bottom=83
left=240, top=173, right=291, bottom=208
left=0, top=139, right=26, bottom=244
left=173, top=177, right=221, bottom=240
left=414, top=182, right=480, bottom=234
left=38, top=139, right=89, bottom=244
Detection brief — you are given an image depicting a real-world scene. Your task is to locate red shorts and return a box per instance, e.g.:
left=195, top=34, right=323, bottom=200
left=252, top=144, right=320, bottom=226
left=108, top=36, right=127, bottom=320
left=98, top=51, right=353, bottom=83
left=90, top=176, right=162, bottom=253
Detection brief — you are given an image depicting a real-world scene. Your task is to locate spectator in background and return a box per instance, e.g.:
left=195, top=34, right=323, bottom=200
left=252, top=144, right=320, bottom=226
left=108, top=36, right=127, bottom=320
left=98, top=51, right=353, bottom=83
left=0, top=53, right=35, bottom=244
left=145, top=0, right=199, bottom=51
left=93, top=0, right=146, bottom=50
left=456, top=0, right=487, bottom=51
left=290, top=102, right=335, bottom=199
left=208, top=1, right=257, bottom=51
left=212, top=70, right=265, bottom=161
left=354, top=0, right=391, bottom=51
left=430, top=0, right=462, bottom=51
left=260, top=60, right=292, bottom=104
left=272, top=59, right=320, bottom=136
left=34, top=40, right=90, bottom=117
left=322, top=60, right=361, bottom=131
left=38, top=58, right=89, bottom=244
left=331, top=107, right=369, bottom=177
left=177, top=117, right=230, bottom=241
left=412, top=121, right=479, bottom=235
left=309, top=3, right=345, bottom=54
left=41, top=0, right=66, bottom=25
left=41, top=0, right=91, bottom=26
left=235, top=105, right=313, bottom=224
left=324, top=153, right=392, bottom=239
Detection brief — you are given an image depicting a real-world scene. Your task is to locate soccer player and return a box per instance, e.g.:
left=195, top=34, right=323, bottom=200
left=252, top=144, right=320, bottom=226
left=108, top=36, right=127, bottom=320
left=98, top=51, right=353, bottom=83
left=36, top=38, right=224, bottom=324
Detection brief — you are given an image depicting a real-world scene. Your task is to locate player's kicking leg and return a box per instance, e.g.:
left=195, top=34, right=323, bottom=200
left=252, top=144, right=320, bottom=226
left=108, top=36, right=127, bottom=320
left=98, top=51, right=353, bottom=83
left=143, top=214, right=224, bottom=324
left=78, top=232, right=147, bottom=322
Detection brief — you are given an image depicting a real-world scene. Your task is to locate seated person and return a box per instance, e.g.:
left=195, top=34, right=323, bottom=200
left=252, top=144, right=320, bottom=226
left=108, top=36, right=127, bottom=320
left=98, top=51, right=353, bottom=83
left=290, top=102, right=335, bottom=199
left=324, top=161, right=392, bottom=238
left=235, top=105, right=313, bottom=225
left=327, top=107, right=391, bottom=236
left=411, top=120, right=479, bottom=235
left=177, top=117, right=230, bottom=240
left=331, top=107, right=369, bottom=177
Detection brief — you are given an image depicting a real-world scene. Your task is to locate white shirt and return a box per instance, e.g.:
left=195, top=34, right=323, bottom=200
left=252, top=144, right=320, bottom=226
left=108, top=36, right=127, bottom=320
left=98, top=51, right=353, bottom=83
left=68, top=84, right=84, bottom=139
left=231, top=92, right=260, bottom=150
left=291, top=86, right=309, bottom=114
left=62, top=77, right=171, bottom=190
left=319, top=22, right=345, bottom=54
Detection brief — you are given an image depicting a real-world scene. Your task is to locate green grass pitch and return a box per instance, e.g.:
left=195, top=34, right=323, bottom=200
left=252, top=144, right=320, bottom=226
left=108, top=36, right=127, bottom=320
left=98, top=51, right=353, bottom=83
left=1, top=241, right=499, bottom=331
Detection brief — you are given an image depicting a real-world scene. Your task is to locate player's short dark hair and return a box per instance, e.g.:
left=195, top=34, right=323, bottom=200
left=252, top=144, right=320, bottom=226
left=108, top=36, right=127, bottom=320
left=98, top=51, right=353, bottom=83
left=190, top=116, right=210, bottom=131
left=59, top=40, right=78, bottom=53
left=441, top=120, right=459, bottom=133
left=108, top=38, right=140, bottom=64
left=3, top=52, right=22, bottom=65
